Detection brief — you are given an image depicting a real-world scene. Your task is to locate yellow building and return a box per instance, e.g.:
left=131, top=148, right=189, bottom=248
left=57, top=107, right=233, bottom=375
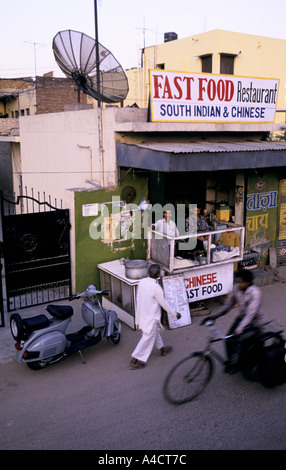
left=0, top=78, right=36, bottom=118
left=124, top=29, right=286, bottom=124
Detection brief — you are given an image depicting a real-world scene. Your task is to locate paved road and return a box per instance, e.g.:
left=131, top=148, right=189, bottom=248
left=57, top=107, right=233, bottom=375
left=0, top=268, right=286, bottom=451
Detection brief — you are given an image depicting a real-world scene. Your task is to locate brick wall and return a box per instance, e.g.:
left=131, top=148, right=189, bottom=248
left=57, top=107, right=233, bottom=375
left=0, top=78, right=34, bottom=92
left=36, top=76, right=89, bottom=114
left=0, top=118, right=19, bottom=136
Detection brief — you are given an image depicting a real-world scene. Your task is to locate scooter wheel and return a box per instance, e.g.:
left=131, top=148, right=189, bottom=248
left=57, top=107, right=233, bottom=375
left=109, top=331, right=121, bottom=345
left=27, top=361, right=49, bottom=370
left=10, top=313, right=26, bottom=341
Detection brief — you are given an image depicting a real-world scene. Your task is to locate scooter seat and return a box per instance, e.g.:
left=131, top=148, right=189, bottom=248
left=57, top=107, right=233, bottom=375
left=23, top=315, right=50, bottom=332
left=46, top=304, right=73, bottom=320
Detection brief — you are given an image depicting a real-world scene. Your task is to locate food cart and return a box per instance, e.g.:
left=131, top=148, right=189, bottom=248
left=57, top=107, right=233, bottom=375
left=147, top=223, right=244, bottom=325
left=98, top=223, right=245, bottom=330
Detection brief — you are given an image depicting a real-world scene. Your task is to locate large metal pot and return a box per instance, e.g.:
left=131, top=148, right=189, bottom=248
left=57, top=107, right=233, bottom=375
left=125, top=259, right=149, bottom=279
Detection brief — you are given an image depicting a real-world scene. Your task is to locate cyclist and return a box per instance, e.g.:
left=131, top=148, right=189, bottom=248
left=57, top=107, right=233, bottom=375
left=209, top=269, right=267, bottom=374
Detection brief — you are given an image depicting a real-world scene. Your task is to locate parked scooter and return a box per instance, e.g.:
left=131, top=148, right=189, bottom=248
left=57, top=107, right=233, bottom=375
left=10, top=285, right=122, bottom=370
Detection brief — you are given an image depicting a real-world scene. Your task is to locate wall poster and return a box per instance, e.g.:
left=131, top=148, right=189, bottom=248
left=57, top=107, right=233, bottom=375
left=245, top=172, right=279, bottom=264
left=277, top=179, right=286, bottom=265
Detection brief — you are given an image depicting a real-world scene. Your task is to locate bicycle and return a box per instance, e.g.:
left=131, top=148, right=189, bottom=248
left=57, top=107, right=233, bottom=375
left=163, top=318, right=286, bottom=404
left=162, top=318, right=235, bottom=405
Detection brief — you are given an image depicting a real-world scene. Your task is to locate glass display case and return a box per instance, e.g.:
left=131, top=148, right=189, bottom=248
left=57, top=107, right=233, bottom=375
left=147, top=224, right=245, bottom=273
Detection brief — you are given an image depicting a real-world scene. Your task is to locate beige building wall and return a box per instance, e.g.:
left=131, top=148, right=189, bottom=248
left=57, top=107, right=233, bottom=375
left=19, top=109, right=102, bottom=205
left=124, top=29, right=286, bottom=121
left=17, top=107, right=126, bottom=207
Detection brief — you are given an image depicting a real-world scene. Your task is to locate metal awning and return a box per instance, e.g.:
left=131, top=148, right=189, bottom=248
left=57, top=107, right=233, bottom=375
left=116, top=140, right=286, bottom=171
left=0, top=93, right=17, bottom=100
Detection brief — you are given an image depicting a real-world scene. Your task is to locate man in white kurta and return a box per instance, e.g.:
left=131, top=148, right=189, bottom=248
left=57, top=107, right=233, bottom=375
left=130, top=264, right=180, bottom=370
left=154, top=210, right=179, bottom=243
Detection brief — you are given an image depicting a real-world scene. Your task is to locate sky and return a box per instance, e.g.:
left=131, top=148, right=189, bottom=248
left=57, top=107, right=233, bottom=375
left=1, top=0, right=286, bottom=79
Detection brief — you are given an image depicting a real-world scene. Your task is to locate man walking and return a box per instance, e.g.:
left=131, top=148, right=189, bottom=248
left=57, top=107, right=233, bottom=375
left=129, top=264, right=181, bottom=370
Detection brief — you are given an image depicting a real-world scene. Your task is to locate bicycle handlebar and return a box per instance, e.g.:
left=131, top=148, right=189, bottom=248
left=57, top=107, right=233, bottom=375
left=201, top=317, right=234, bottom=340
left=201, top=318, right=214, bottom=326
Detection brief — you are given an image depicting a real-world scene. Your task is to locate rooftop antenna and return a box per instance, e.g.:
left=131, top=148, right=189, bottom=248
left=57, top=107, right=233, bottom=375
left=136, top=17, right=154, bottom=49
left=24, top=41, right=46, bottom=77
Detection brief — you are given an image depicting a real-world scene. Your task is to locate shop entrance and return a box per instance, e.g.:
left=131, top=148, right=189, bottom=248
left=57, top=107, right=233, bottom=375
left=148, top=170, right=236, bottom=219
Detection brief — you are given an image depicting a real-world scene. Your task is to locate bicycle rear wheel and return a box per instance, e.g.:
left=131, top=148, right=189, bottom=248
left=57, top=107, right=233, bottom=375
left=163, top=352, right=213, bottom=404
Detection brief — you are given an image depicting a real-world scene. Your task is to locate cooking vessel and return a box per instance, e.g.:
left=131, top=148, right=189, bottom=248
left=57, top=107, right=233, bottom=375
left=125, top=259, right=149, bottom=279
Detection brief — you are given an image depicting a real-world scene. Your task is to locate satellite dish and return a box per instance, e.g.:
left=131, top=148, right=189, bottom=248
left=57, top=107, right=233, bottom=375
left=52, top=29, right=129, bottom=104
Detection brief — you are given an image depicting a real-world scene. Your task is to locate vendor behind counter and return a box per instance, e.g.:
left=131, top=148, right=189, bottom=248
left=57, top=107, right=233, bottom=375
left=217, top=230, right=240, bottom=248
left=183, top=205, right=241, bottom=264
left=185, top=205, right=210, bottom=252
left=216, top=226, right=240, bottom=270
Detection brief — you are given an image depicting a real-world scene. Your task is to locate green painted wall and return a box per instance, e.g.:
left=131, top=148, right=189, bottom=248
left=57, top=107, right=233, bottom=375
left=245, top=171, right=279, bottom=265
left=74, top=172, right=148, bottom=292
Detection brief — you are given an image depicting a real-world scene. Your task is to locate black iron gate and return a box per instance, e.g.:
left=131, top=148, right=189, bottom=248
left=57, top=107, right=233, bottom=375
left=1, top=192, right=71, bottom=312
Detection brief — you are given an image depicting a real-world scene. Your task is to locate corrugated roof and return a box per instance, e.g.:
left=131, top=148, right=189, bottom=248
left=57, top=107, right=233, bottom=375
left=135, top=139, right=286, bottom=154
left=116, top=139, right=286, bottom=172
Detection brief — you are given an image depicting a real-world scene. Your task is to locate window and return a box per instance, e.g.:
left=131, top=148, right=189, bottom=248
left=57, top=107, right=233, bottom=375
left=201, top=54, right=212, bottom=73
left=156, top=63, right=165, bottom=69
left=220, top=54, right=235, bottom=75
left=20, top=109, right=25, bottom=116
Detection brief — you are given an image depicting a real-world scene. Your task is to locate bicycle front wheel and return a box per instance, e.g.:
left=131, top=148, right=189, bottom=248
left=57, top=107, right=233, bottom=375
left=163, top=352, right=213, bottom=405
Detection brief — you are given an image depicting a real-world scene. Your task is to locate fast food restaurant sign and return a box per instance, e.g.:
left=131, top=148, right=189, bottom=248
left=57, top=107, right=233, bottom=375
left=149, top=70, right=279, bottom=123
